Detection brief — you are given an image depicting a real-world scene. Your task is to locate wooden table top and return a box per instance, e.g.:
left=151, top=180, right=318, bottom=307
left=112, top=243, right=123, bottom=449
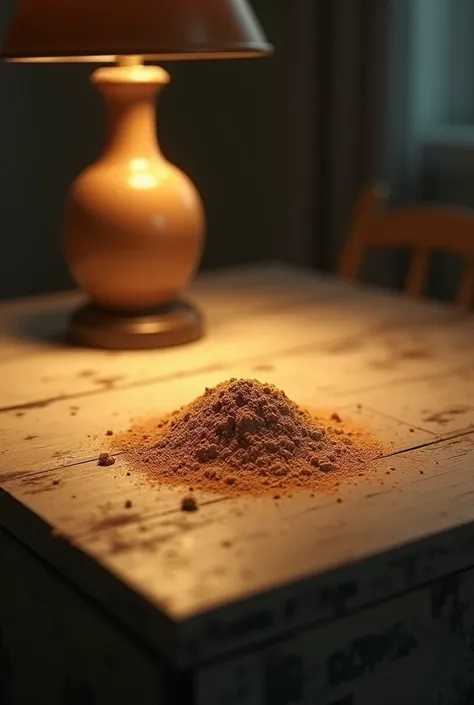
left=2, top=262, right=474, bottom=666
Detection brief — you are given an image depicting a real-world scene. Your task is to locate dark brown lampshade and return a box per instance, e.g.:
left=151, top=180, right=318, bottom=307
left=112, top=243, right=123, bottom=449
left=0, top=0, right=272, bottom=63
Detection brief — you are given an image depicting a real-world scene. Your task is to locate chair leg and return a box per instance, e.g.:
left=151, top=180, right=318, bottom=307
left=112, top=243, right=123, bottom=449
left=406, top=249, right=429, bottom=297
left=457, top=262, right=474, bottom=310
left=337, top=184, right=388, bottom=281
left=337, top=231, right=365, bottom=281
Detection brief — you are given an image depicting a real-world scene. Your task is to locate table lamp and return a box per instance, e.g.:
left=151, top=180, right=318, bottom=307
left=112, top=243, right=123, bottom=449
left=0, top=0, right=272, bottom=349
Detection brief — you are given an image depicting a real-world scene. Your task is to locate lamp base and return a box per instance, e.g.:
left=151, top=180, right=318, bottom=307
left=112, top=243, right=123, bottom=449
left=68, top=299, right=203, bottom=350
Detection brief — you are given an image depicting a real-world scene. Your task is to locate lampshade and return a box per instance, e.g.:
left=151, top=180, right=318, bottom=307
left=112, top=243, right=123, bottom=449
left=0, top=0, right=272, bottom=63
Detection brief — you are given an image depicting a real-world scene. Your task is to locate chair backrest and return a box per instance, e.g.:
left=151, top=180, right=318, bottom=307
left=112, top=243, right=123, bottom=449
left=337, top=184, right=474, bottom=308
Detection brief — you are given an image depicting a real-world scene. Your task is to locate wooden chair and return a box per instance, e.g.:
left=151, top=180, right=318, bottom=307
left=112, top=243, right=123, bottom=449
left=337, top=183, right=474, bottom=308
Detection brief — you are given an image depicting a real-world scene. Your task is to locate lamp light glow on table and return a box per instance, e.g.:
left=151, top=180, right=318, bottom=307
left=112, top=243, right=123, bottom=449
left=0, top=0, right=272, bottom=349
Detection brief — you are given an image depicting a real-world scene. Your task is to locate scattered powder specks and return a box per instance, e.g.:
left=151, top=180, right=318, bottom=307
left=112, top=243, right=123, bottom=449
left=98, top=452, right=115, bottom=467
left=181, top=495, right=198, bottom=512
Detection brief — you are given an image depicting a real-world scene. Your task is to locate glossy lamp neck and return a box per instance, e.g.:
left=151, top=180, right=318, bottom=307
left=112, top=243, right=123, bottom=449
left=92, top=63, right=169, bottom=162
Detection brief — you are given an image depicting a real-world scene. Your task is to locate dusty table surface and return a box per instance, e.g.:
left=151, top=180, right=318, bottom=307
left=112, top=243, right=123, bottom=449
left=2, top=262, right=474, bottom=666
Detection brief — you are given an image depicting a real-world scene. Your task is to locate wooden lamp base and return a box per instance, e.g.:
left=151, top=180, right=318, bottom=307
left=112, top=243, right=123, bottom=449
left=68, top=299, right=203, bottom=350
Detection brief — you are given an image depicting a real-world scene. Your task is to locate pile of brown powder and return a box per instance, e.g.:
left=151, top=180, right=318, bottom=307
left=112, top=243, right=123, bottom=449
left=113, top=379, right=383, bottom=497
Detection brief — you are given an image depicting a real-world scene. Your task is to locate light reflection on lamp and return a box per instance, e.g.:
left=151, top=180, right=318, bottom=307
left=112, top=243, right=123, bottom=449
left=128, top=159, right=162, bottom=191
left=0, top=0, right=272, bottom=350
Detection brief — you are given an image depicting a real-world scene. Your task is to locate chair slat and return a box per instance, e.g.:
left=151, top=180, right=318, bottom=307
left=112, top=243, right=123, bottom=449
left=406, top=249, right=429, bottom=297
left=457, top=262, right=474, bottom=309
left=337, top=184, right=388, bottom=282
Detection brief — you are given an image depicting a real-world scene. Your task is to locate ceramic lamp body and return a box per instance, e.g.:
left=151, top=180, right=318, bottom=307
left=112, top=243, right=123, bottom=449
left=64, top=64, right=205, bottom=312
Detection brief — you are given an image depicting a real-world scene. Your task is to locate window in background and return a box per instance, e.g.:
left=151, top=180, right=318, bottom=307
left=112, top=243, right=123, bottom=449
left=411, top=0, right=474, bottom=206
left=388, top=0, right=474, bottom=300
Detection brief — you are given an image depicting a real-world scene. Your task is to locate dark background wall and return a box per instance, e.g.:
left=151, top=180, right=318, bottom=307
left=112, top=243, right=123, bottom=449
left=0, top=0, right=277, bottom=299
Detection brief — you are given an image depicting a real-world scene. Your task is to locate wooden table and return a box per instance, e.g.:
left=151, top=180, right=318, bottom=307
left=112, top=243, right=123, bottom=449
left=2, top=263, right=474, bottom=705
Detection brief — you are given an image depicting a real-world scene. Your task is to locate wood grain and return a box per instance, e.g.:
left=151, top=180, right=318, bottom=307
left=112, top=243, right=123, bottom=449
left=0, top=262, right=461, bottom=410
left=3, top=263, right=474, bottom=666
